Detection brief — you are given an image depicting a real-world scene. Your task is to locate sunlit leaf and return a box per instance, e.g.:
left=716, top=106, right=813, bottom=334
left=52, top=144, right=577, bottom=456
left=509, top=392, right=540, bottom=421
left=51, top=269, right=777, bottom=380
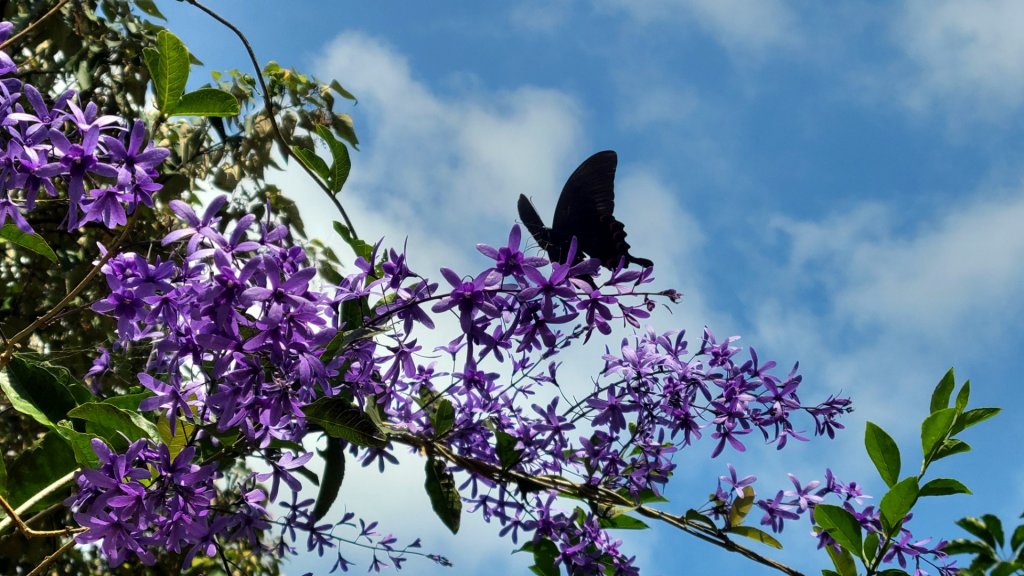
left=169, top=88, right=240, bottom=117
left=865, top=421, right=900, bottom=487
left=815, top=504, right=863, bottom=555
left=0, top=223, right=57, bottom=262
left=726, top=526, right=782, bottom=549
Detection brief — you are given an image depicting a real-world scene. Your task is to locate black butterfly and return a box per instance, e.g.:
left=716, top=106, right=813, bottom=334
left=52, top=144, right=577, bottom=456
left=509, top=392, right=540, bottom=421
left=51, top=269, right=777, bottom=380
left=517, top=150, right=653, bottom=270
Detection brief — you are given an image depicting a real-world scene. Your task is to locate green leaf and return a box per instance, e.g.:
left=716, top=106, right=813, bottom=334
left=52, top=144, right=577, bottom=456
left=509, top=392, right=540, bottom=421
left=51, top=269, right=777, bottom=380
left=314, top=125, right=352, bottom=194
left=951, top=407, right=1000, bottom=435
left=876, top=570, right=912, bottom=576
left=131, top=0, right=166, bottom=19
left=727, top=525, right=783, bottom=549
left=930, top=368, right=955, bottom=413
left=921, top=407, right=957, bottom=461
left=983, top=514, right=1006, bottom=548
left=628, top=488, right=669, bottom=505
left=424, top=456, right=461, bottom=534
left=312, top=437, right=346, bottom=521
left=329, top=79, right=358, bottom=102
left=942, top=537, right=993, bottom=557
left=865, top=421, right=901, bottom=487
left=495, top=430, right=523, bottom=469
left=598, top=512, right=649, bottom=530
left=826, top=541, right=858, bottom=576
left=67, top=402, right=160, bottom=445
left=319, top=325, right=380, bottom=363
left=104, top=392, right=151, bottom=412
left=957, top=517, right=998, bottom=550
left=864, top=531, right=880, bottom=564
left=291, top=145, right=330, bottom=182
left=919, top=478, right=971, bottom=497
left=729, top=485, right=755, bottom=526
left=332, top=112, right=360, bottom=149
left=933, top=438, right=971, bottom=461
left=0, top=223, right=57, bottom=262
left=879, top=477, right=919, bottom=530
left=0, top=355, right=87, bottom=428
left=157, top=416, right=194, bottom=461
left=146, top=30, right=190, bottom=112
left=1010, top=524, right=1024, bottom=553
left=333, top=220, right=373, bottom=262
left=527, top=538, right=560, bottom=576
left=992, top=561, right=1021, bottom=576
left=54, top=421, right=101, bottom=468
left=815, top=504, right=864, bottom=554
left=954, top=379, right=970, bottom=414
left=168, top=88, right=240, bottom=117
left=302, top=397, right=387, bottom=448
left=6, top=432, right=77, bottom=511
left=431, top=399, right=455, bottom=437
left=684, top=509, right=718, bottom=530
left=292, top=465, right=319, bottom=487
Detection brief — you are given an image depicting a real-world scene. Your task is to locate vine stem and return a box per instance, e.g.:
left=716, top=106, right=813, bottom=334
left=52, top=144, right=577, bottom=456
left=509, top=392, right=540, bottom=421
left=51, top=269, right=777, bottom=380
left=390, top=431, right=804, bottom=576
left=181, top=0, right=359, bottom=239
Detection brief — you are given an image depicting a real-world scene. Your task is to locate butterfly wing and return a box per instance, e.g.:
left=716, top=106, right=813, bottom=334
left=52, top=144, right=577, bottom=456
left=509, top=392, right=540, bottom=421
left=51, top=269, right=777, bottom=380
left=552, top=150, right=650, bottom=269
left=518, top=194, right=567, bottom=263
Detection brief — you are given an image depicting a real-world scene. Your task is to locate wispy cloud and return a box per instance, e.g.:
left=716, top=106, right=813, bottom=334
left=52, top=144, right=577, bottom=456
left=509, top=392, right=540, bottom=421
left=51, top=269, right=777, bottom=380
left=894, top=0, right=1024, bottom=116
left=598, top=0, right=799, bottom=58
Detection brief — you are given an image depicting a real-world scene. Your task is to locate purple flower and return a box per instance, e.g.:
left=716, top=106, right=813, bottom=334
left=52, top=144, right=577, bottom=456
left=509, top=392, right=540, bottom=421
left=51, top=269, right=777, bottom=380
left=38, top=125, right=119, bottom=229
left=81, top=187, right=129, bottom=228
left=101, top=119, right=170, bottom=182
left=0, top=197, right=30, bottom=232
left=720, top=464, right=756, bottom=498
left=784, top=473, right=823, bottom=512
left=137, top=373, right=205, bottom=434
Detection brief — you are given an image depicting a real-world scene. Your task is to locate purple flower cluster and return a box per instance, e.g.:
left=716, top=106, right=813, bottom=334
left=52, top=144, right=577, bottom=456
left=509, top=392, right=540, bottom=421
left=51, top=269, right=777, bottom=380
left=85, top=197, right=432, bottom=569
left=711, top=468, right=958, bottom=576
left=65, top=439, right=216, bottom=567
left=83, top=209, right=854, bottom=573
left=0, top=22, right=168, bottom=232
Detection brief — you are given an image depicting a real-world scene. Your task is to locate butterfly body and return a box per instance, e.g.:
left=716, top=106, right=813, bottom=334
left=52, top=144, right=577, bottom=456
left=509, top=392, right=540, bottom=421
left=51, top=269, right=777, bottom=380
left=517, top=150, right=653, bottom=270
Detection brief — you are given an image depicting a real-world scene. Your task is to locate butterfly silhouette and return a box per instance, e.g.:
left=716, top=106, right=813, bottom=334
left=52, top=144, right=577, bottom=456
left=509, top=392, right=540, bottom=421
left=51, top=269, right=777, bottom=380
left=517, top=150, right=653, bottom=270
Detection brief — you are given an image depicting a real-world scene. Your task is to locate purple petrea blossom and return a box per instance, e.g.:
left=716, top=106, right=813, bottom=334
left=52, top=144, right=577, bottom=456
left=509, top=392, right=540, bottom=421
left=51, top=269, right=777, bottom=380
left=0, top=38, right=168, bottom=234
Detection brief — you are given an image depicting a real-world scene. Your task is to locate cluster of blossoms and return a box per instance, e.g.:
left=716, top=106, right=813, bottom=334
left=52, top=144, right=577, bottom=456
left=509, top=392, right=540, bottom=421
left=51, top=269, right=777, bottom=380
left=80, top=193, right=858, bottom=573
left=711, top=466, right=958, bottom=575
left=0, top=22, right=168, bottom=233
left=77, top=197, right=427, bottom=569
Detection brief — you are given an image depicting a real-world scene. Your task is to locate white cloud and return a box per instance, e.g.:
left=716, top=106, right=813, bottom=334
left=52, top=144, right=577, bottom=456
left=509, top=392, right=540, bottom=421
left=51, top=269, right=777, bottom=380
left=895, top=0, right=1024, bottom=115
left=508, top=0, right=575, bottom=33
left=772, top=190, right=1024, bottom=346
left=309, top=32, right=583, bottom=254
left=615, top=76, right=699, bottom=130
left=599, top=0, right=798, bottom=57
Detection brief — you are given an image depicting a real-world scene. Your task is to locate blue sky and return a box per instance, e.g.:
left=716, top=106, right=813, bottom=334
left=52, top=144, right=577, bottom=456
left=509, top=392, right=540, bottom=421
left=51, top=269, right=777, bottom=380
left=157, top=2, right=1024, bottom=574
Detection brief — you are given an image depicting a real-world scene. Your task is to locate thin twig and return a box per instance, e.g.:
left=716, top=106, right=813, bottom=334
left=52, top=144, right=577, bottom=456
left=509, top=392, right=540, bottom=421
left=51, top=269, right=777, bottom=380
left=181, top=0, right=359, bottom=239
left=0, top=0, right=71, bottom=52
left=0, top=470, right=81, bottom=537
left=26, top=536, right=79, bottom=576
